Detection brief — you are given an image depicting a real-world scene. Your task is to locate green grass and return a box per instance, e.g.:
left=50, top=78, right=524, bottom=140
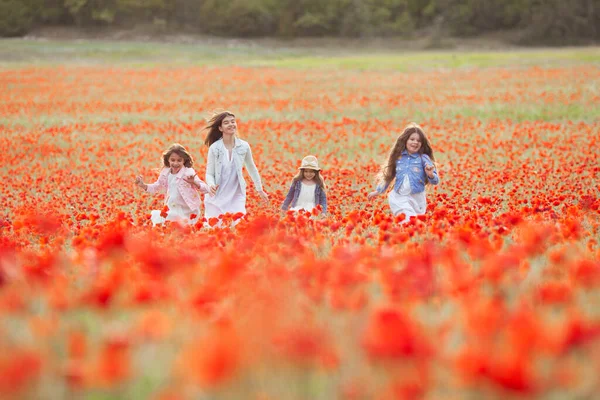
left=248, top=48, right=600, bottom=70
left=1, top=38, right=600, bottom=70
left=1, top=39, right=597, bottom=131
left=1, top=101, right=597, bottom=130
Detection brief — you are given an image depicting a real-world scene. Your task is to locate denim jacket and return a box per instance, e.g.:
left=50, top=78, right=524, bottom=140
left=376, top=151, right=439, bottom=194
left=282, top=180, right=327, bottom=214
left=206, top=137, right=263, bottom=196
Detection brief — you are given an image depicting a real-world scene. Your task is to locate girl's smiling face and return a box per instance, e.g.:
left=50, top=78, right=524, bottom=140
left=406, top=132, right=422, bottom=154
left=168, top=153, right=184, bottom=173
left=219, top=115, right=237, bottom=136
left=303, top=169, right=316, bottom=181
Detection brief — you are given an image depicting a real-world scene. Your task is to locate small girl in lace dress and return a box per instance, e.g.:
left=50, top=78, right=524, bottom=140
left=281, top=155, right=327, bottom=216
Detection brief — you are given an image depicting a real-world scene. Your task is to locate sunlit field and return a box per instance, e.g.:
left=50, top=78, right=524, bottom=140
left=1, top=40, right=599, bottom=400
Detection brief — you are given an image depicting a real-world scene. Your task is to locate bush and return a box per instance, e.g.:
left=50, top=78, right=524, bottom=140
left=0, top=0, right=42, bottom=37
left=291, top=0, right=338, bottom=36
left=39, top=0, right=71, bottom=24
left=198, top=0, right=279, bottom=36
left=63, top=0, right=117, bottom=25
left=0, top=0, right=598, bottom=43
left=439, top=0, right=526, bottom=36
left=168, top=0, right=201, bottom=27
left=368, top=0, right=416, bottom=36
left=518, top=0, right=599, bottom=45
left=116, top=0, right=172, bottom=25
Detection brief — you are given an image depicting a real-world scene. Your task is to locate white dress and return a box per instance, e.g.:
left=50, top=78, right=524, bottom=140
left=150, top=173, right=199, bottom=225
left=290, top=183, right=317, bottom=212
left=204, top=150, right=246, bottom=219
left=388, top=175, right=427, bottom=223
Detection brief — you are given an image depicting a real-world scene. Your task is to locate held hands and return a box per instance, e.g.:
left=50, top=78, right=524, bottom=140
left=209, top=185, right=218, bottom=196
left=425, top=164, right=436, bottom=178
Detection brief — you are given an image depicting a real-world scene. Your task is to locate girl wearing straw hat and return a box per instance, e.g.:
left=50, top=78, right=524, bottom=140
left=282, top=155, right=327, bottom=215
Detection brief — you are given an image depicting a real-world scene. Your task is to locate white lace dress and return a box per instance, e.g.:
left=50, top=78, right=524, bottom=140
left=388, top=175, right=427, bottom=223
left=204, top=150, right=246, bottom=219
left=290, top=182, right=317, bottom=212
left=150, top=173, right=199, bottom=225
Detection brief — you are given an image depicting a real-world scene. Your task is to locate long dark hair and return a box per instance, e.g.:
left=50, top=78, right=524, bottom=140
left=292, top=169, right=326, bottom=190
left=204, top=111, right=235, bottom=147
left=377, top=123, right=435, bottom=188
left=162, top=143, right=194, bottom=168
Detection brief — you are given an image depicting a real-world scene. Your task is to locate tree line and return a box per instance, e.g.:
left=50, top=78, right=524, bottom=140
left=2, top=0, right=599, bottom=45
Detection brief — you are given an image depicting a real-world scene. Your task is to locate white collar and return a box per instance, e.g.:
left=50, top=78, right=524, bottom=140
left=218, top=136, right=240, bottom=149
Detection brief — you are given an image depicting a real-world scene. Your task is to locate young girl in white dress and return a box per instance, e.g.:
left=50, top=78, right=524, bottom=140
left=281, top=155, right=327, bottom=215
left=368, top=123, right=439, bottom=223
left=135, top=143, right=212, bottom=226
left=203, top=111, right=269, bottom=225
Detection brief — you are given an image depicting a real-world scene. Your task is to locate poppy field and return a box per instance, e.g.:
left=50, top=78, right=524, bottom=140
left=1, top=42, right=600, bottom=399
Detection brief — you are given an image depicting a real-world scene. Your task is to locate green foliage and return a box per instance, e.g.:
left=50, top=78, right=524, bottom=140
left=519, top=0, right=599, bottom=45
left=168, top=0, right=202, bottom=27
left=62, top=0, right=170, bottom=26
left=0, top=0, right=42, bottom=37
left=285, top=0, right=339, bottom=36
left=367, top=0, right=416, bottom=36
left=116, top=0, right=171, bottom=23
left=198, top=0, right=280, bottom=36
left=0, top=0, right=598, bottom=43
left=63, top=0, right=116, bottom=25
left=440, top=0, right=517, bottom=36
left=39, top=0, right=71, bottom=24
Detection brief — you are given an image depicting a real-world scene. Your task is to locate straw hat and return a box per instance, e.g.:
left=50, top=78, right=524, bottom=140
left=298, top=155, right=321, bottom=171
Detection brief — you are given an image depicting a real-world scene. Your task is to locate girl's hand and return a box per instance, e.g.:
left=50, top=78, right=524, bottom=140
left=259, top=190, right=269, bottom=202
left=367, top=191, right=380, bottom=200
left=208, top=185, right=218, bottom=196
left=425, top=164, right=436, bottom=178
left=184, top=174, right=197, bottom=186
left=135, top=175, right=145, bottom=189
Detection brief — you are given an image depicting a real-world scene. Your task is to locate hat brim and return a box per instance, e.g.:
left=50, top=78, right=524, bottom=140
left=299, top=166, right=321, bottom=171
